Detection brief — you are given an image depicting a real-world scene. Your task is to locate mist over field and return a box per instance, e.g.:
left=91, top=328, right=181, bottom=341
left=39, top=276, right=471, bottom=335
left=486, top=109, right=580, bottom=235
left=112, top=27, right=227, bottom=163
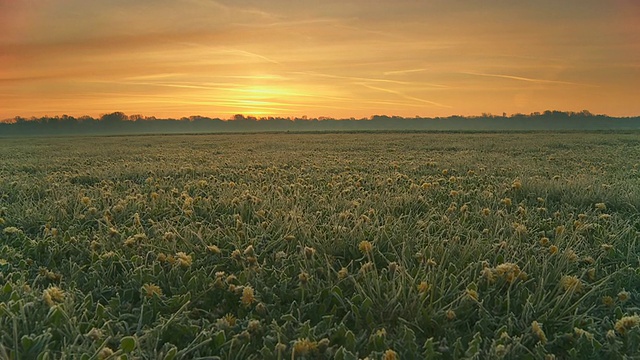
left=2, top=111, right=640, bottom=136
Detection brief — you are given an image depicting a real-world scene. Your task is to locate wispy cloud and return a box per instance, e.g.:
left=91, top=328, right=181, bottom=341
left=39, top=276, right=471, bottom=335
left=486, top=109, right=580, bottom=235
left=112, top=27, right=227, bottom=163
left=460, top=71, right=592, bottom=86
left=360, top=84, right=451, bottom=108
left=383, top=68, right=426, bottom=76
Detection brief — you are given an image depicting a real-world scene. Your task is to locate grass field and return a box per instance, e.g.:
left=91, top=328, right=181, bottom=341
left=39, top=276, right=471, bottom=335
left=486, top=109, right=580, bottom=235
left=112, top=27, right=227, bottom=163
left=1, top=132, right=640, bottom=359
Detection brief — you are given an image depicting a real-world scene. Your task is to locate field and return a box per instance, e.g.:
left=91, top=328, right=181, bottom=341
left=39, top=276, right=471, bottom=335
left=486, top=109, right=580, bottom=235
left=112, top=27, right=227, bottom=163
left=1, top=132, right=640, bottom=359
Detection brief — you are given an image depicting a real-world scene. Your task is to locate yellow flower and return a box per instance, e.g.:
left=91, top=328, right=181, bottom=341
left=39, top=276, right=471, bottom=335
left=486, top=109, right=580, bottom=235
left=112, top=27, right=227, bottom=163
left=417, top=281, right=429, bottom=293
left=241, top=286, right=255, bottom=306
left=81, top=196, right=91, bottom=205
left=514, top=223, right=527, bottom=236
left=43, top=286, right=65, bottom=307
left=595, top=203, right=607, bottom=211
left=549, top=245, right=558, bottom=255
left=615, top=315, right=640, bottom=335
left=481, top=208, right=491, bottom=216
left=358, top=240, right=373, bottom=254
left=540, top=237, right=549, bottom=246
left=293, top=338, right=318, bottom=357
left=338, top=267, right=349, bottom=279
left=512, top=180, right=522, bottom=189
left=466, top=289, right=479, bottom=301
left=298, top=272, right=309, bottom=285
left=176, top=252, right=192, bottom=267
left=98, top=347, right=114, bottom=360
left=560, top=275, right=583, bottom=293
left=141, top=283, right=162, bottom=298
left=382, top=349, right=399, bottom=360
left=303, top=246, right=316, bottom=259
left=618, top=291, right=630, bottom=302
left=207, top=245, right=221, bottom=254
left=531, top=321, right=547, bottom=344
left=501, top=198, right=512, bottom=207
left=495, top=262, right=526, bottom=283
left=243, top=245, right=255, bottom=256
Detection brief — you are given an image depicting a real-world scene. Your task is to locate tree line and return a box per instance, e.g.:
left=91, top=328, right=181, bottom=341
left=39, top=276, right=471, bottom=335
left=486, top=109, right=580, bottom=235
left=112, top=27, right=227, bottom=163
left=1, top=110, right=639, bottom=136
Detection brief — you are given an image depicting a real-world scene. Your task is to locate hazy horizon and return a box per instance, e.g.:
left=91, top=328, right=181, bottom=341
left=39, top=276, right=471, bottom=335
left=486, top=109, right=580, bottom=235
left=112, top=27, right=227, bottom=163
left=2, top=1, right=639, bottom=119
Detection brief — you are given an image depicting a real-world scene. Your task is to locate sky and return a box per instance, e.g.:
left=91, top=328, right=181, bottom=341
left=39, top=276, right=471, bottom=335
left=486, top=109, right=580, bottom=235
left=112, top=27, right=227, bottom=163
left=1, top=0, right=639, bottom=120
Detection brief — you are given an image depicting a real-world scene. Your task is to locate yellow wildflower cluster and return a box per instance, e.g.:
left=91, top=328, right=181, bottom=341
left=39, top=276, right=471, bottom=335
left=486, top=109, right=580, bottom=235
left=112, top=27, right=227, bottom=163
left=43, top=286, right=65, bottom=307
left=560, top=275, right=583, bottom=293
left=614, top=315, right=640, bottom=335
left=483, top=262, right=527, bottom=284
left=142, top=283, right=162, bottom=298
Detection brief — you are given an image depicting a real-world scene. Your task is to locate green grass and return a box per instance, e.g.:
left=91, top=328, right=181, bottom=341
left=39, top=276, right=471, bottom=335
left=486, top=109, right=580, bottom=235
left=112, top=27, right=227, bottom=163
left=1, top=132, right=639, bottom=359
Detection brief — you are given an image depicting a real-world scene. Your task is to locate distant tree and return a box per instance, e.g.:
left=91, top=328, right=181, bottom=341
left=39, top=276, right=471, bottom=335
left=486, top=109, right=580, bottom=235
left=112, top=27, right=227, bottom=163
left=100, top=112, right=128, bottom=123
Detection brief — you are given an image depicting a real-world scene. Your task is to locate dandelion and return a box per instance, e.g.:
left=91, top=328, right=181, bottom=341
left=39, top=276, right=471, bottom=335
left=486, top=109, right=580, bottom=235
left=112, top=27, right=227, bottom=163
left=303, top=246, right=316, bottom=259
left=298, top=272, right=309, bottom=285
left=86, top=328, right=103, bottom=341
left=601, top=244, right=613, bottom=251
left=540, top=237, right=549, bottom=246
left=481, top=208, right=491, bottom=216
left=247, top=319, right=261, bottom=333
left=531, top=321, right=547, bottom=344
left=555, top=225, right=565, bottom=236
left=501, top=198, right=512, bottom=207
left=218, top=313, right=237, bottom=328
left=358, top=240, right=373, bottom=254
left=243, top=245, right=255, bottom=256
left=338, top=267, right=349, bottom=279
left=561, top=275, right=583, bottom=293
left=231, top=249, right=242, bottom=261
left=618, top=291, right=630, bottom=302
left=388, top=262, right=399, bottom=273
left=574, top=328, right=594, bottom=340
left=163, top=232, right=176, bottom=241
left=602, top=296, right=614, bottom=307
left=512, top=179, right=522, bottom=190
left=141, top=283, right=162, bottom=298
left=81, top=196, right=91, bottom=205
left=293, top=338, right=317, bottom=357
left=417, top=281, right=430, bottom=293
left=3, top=227, right=22, bottom=235
left=595, top=203, right=607, bottom=211
left=359, top=262, right=374, bottom=274
left=207, top=245, right=221, bottom=254
left=466, top=289, right=479, bottom=301
left=514, top=223, right=527, bottom=236
left=241, top=286, right=255, bottom=306
left=549, top=245, right=558, bottom=255
left=495, top=262, right=526, bottom=283
left=98, top=347, right=114, bottom=360
left=382, top=349, right=399, bottom=360
left=176, top=252, right=192, bottom=268
left=43, top=286, right=65, bottom=307
left=564, top=249, right=578, bottom=262
left=615, top=315, right=640, bottom=334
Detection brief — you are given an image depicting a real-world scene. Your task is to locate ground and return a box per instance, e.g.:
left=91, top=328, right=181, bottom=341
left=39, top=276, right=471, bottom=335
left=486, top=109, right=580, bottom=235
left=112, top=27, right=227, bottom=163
left=1, top=132, right=639, bottom=359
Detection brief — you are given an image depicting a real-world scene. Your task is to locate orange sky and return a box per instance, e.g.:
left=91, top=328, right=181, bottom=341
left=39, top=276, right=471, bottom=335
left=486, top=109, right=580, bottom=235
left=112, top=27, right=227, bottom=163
left=1, top=0, right=639, bottom=120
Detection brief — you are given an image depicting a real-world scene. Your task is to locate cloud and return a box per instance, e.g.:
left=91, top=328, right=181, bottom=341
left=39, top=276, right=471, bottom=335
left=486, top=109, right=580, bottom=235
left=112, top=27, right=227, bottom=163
left=459, top=71, right=593, bottom=87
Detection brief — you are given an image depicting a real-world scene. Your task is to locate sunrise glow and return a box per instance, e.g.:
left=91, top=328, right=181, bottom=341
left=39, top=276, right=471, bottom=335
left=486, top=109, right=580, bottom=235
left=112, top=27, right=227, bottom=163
left=1, top=0, right=639, bottom=119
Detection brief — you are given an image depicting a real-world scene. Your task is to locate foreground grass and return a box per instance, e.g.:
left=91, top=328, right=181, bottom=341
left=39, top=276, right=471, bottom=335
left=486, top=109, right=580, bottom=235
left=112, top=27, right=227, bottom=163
left=1, top=132, right=639, bottom=359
